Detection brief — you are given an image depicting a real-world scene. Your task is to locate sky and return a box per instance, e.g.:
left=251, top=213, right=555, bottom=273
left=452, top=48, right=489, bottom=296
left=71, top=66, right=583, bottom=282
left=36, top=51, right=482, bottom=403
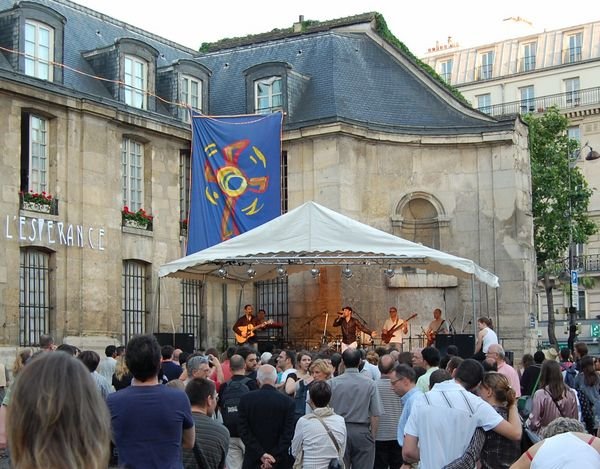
left=74, top=0, right=598, bottom=56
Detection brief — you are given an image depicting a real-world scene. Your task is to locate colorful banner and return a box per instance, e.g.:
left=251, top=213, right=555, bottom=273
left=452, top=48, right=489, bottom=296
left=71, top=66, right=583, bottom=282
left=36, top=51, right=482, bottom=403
left=187, top=113, right=282, bottom=254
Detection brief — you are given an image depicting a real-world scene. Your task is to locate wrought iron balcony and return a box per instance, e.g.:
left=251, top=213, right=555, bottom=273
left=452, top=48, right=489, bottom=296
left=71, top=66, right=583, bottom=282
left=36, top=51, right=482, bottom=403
left=484, top=86, right=600, bottom=117
left=518, top=56, right=536, bottom=73
left=563, top=46, right=582, bottom=64
left=475, top=64, right=493, bottom=81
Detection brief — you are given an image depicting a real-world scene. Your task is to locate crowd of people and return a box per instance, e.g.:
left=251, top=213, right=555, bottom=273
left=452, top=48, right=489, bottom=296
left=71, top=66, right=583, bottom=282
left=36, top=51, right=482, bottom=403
left=0, top=316, right=599, bottom=468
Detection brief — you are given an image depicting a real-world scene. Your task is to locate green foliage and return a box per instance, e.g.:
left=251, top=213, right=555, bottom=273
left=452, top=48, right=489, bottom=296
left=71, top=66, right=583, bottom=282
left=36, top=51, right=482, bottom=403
left=373, top=13, right=469, bottom=106
left=524, top=107, right=597, bottom=270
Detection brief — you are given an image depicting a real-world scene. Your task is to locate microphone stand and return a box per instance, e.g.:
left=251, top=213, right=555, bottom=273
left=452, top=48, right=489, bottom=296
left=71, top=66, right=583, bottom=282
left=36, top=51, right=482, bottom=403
left=448, top=317, right=457, bottom=335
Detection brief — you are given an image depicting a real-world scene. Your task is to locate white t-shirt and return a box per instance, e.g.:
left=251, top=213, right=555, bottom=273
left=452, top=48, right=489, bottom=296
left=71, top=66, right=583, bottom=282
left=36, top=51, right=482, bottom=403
left=404, top=380, right=503, bottom=469
left=531, top=432, right=600, bottom=468
left=481, top=327, right=499, bottom=353
left=383, top=318, right=405, bottom=343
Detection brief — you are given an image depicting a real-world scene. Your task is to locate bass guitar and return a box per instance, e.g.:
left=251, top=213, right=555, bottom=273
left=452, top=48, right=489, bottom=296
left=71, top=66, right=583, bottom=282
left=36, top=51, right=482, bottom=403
left=235, top=320, right=273, bottom=344
left=381, top=313, right=417, bottom=344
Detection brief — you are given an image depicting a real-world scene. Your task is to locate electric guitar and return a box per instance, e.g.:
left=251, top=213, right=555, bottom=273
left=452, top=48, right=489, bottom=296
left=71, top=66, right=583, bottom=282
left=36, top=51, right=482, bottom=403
left=381, top=313, right=417, bottom=344
left=425, top=320, right=446, bottom=346
left=235, top=320, right=273, bottom=344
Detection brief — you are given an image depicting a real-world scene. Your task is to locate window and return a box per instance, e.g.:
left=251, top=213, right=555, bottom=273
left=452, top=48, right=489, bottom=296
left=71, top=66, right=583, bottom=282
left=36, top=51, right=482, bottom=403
left=564, top=32, right=583, bottom=64
left=24, top=20, right=54, bottom=81
left=179, top=150, right=191, bottom=223
left=565, top=78, right=580, bottom=106
left=21, top=114, right=48, bottom=193
left=19, top=248, right=51, bottom=346
left=255, top=278, right=288, bottom=340
left=477, top=51, right=494, bottom=80
left=124, top=55, right=147, bottom=109
left=181, top=76, right=202, bottom=122
left=122, top=138, right=144, bottom=212
left=568, top=126, right=581, bottom=144
left=439, top=59, right=453, bottom=83
left=255, top=76, right=283, bottom=114
left=477, top=94, right=492, bottom=114
left=520, top=42, right=536, bottom=72
left=576, top=290, right=586, bottom=320
left=181, top=280, right=202, bottom=349
left=122, top=260, right=147, bottom=342
left=519, top=86, right=535, bottom=113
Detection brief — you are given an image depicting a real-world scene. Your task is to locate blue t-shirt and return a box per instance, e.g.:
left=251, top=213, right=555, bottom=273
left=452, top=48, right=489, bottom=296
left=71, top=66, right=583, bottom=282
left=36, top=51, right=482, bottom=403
left=107, top=384, right=194, bottom=469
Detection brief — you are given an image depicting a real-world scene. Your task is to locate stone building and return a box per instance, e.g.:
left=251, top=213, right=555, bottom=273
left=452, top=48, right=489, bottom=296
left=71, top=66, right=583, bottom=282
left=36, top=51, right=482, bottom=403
left=0, top=0, right=535, bottom=357
left=422, top=20, right=600, bottom=352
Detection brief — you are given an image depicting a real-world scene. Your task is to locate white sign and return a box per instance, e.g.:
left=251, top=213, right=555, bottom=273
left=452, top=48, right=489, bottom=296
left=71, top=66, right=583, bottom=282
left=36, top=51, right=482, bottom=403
left=4, top=215, right=105, bottom=250
left=571, top=270, right=579, bottom=309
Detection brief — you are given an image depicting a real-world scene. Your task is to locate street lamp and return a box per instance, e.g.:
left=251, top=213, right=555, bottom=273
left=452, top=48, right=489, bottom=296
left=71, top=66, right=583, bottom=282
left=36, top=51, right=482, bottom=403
left=567, top=142, right=597, bottom=350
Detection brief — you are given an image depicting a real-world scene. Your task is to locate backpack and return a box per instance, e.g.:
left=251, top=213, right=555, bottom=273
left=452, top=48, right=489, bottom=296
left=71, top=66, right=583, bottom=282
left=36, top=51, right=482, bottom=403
left=564, top=366, right=577, bottom=389
left=220, top=377, right=251, bottom=432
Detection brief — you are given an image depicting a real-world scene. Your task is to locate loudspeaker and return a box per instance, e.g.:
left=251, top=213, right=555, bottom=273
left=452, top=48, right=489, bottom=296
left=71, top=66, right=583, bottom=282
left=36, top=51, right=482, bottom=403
left=435, top=334, right=475, bottom=359
left=154, top=333, right=195, bottom=353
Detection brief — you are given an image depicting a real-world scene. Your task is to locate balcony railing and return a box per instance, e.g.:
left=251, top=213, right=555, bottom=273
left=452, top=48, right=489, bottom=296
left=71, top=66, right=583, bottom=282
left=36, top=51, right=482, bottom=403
left=518, top=56, right=536, bottom=73
left=475, top=64, right=493, bottom=81
left=563, top=46, right=582, bottom=64
left=483, top=86, right=600, bottom=117
left=573, top=254, right=600, bottom=273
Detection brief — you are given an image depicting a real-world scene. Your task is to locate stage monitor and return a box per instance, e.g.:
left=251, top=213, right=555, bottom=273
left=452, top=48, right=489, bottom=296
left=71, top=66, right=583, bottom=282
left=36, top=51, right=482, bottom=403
left=435, top=334, right=475, bottom=359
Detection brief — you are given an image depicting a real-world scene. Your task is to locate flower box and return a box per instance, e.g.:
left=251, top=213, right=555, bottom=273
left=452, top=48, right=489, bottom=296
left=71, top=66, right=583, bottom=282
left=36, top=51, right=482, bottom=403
left=122, top=207, right=153, bottom=231
left=23, top=201, right=52, bottom=213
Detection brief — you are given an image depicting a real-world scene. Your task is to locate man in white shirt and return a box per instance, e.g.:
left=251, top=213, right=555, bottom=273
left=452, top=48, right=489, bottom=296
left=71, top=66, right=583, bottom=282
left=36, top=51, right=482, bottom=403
left=381, top=307, right=408, bottom=350
left=403, top=359, right=522, bottom=468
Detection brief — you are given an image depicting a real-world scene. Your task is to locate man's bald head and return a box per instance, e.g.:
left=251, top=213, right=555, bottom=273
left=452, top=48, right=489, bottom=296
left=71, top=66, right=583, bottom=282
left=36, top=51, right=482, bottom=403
left=256, top=364, right=277, bottom=386
left=378, top=354, right=396, bottom=375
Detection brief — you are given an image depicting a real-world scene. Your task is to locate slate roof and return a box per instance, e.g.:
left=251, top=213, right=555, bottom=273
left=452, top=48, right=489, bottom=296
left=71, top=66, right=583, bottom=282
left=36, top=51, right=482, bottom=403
left=0, top=0, right=514, bottom=135
left=197, top=31, right=511, bottom=134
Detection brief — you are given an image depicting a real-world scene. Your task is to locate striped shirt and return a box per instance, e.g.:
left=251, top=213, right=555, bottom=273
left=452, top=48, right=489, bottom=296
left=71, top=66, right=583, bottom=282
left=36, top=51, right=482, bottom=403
left=374, top=377, right=403, bottom=441
left=182, top=412, right=230, bottom=469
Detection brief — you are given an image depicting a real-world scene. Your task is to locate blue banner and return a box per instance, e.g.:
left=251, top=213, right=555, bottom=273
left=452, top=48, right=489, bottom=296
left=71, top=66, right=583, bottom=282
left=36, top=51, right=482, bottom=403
left=187, top=113, right=282, bottom=254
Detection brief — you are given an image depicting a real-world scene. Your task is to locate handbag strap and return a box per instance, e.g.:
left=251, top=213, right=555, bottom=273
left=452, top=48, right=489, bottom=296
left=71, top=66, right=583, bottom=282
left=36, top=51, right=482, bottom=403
left=531, top=367, right=542, bottom=394
left=313, top=414, right=341, bottom=453
left=544, top=389, right=565, bottom=417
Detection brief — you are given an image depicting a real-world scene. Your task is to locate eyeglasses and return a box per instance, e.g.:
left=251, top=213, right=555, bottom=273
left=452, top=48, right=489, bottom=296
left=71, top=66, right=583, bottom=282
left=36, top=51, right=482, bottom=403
left=390, top=378, right=401, bottom=385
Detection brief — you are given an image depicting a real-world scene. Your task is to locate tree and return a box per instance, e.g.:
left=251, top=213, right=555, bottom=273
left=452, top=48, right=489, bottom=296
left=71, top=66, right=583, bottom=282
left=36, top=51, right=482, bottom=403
left=524, top=107, right=597, bottom=351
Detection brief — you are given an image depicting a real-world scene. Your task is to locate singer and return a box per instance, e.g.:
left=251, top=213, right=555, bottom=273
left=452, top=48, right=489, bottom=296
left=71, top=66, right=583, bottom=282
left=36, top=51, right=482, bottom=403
left=333, top=306, right=375, bottom=352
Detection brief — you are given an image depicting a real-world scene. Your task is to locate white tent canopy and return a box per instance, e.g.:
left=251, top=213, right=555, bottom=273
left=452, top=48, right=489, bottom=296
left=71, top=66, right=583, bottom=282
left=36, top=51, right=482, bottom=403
left=159, top=201, right=499, bottom=288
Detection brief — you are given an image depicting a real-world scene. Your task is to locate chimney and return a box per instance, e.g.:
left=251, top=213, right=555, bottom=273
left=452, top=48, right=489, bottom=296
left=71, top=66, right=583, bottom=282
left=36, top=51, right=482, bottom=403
left=293, top=15, right=304, bottom=33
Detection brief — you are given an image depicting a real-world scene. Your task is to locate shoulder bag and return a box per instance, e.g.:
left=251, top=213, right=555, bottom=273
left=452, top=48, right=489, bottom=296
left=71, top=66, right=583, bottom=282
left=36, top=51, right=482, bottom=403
left=517, top=369, right=542, bottom=419
left=313, top=414, right=345, bottom=469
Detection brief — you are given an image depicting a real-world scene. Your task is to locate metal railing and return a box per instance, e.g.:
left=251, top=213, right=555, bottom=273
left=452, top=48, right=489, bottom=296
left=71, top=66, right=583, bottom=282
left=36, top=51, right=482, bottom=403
left=563, top=46, right=582, bottom=64
left=484, top=86, right=600, bottom=117
left=475, top=64, right=493, bottom=81
left=518, top=56, right=536, bottom=73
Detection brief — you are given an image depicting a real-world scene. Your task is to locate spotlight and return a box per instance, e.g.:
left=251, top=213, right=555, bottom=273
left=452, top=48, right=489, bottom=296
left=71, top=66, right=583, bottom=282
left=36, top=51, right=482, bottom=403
left=310, top=267, right=320, bottom=279
left=246, top=267, right=256, bottom=279
left=217, top=267, right=227, bottom=278
left=276, top=266, right=287, bottom=278
left=384, top=267, right=395, bottom=279
left=342, top=266, right=353, bottom=279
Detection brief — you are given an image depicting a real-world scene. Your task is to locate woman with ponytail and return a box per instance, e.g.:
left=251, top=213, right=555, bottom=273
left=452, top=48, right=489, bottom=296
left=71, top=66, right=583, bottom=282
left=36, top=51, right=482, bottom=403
left=474, top=317, right=498, bottom=361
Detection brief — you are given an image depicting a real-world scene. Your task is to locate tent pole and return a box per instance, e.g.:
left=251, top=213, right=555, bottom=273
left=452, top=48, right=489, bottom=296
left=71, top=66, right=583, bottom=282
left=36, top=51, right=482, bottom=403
left=471, top=276, right=477, bottom=335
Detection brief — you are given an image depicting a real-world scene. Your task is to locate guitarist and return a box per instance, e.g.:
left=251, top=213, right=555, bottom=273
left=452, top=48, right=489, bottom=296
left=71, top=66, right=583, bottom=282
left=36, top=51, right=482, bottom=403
left=232, top=304, right=260, bottom=347
left=381, top=307, right=409, bottom=350
left=425, top=308, right=448, bottom=346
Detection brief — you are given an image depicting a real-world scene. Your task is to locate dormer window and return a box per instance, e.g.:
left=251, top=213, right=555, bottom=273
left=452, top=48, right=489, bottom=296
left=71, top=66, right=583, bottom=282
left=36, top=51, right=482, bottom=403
left=24, top=20, right=54, bottom=80
left=255, top=76, right=282, bottom=114
left=181, top=75, right=202, bottom=121
left=244, top=62, right=291, bottom=115
left=124, top=55, right=147, bottom=109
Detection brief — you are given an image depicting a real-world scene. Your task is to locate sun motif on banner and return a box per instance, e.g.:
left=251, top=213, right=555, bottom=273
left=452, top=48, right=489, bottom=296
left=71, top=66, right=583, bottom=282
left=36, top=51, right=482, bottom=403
left=203, top=139, right=269, bottom=241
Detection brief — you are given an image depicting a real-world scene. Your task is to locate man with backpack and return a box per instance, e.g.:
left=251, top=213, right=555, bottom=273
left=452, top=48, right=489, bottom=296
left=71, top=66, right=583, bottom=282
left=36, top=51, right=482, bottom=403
left=219, top=355, right=257, bottom=469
